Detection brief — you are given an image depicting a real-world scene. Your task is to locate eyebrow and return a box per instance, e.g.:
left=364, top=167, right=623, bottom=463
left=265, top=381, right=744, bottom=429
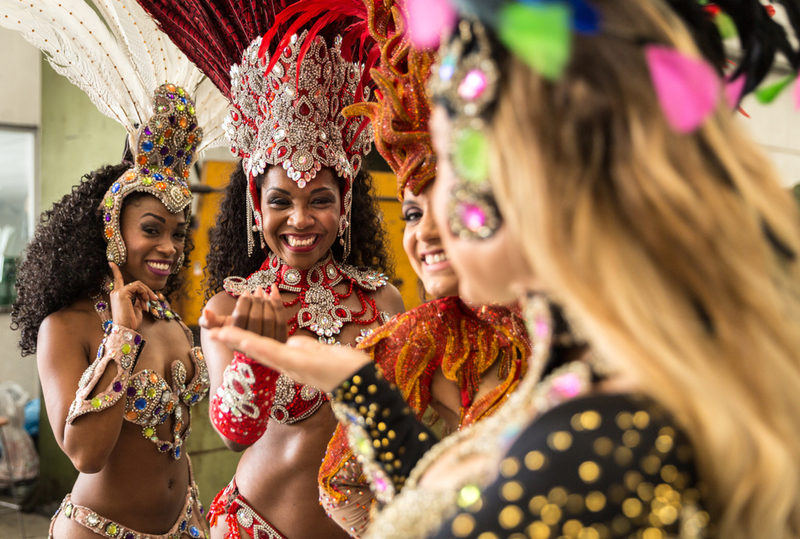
left=401, top=200, right=420, bottom=208
left=141, top=213, right=187, bottom=227
left=267, top=186, right=336, bottom=195
left=141, top=213, right=166, bottom=223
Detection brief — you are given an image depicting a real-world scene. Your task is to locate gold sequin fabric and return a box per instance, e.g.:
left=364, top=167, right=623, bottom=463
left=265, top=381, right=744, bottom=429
left=424, top=394, right=710, bottom=539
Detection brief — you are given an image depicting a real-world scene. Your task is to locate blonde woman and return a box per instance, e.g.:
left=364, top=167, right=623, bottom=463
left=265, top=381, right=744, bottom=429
left=209, top=0, right=800, bottom=538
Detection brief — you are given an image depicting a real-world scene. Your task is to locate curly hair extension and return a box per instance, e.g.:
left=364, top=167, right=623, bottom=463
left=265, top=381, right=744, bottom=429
left=11, top=163, right=193, bottom=356
left=204, top=161, right=394, bottom=301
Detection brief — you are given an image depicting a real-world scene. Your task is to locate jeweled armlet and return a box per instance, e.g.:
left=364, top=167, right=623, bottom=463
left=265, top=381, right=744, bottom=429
left=66, top=324, right=143, bottom=424
left=210, top=353, right=277, bottom=445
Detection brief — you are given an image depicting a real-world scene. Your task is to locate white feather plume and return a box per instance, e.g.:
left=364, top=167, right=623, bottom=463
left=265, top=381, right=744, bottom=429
left=0, top=0, right=227, bottom=151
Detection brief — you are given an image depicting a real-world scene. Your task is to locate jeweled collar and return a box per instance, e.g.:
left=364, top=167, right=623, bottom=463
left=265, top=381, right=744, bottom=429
left=223, top=251, right=389, bottom=297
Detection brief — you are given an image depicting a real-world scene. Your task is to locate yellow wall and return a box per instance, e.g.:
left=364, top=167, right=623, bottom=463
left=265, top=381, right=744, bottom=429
left=371, top=171, right=422, bottom=311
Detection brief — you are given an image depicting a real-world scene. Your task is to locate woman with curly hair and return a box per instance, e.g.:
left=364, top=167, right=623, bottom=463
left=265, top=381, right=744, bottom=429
left=2, top=0, right=231, bottom=535
left=12, top=95, right=216, bottom=539
left=132, top=3, right=403, bottom=537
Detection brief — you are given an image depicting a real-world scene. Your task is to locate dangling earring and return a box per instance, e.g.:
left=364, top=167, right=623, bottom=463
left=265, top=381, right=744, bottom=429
left=106, top=244, right=124, bottom=266
left=246, top=188, right=266, bottom=256
left=338, top=215, right=351, bottom=261
left=172, top=254, right=185, bottom=275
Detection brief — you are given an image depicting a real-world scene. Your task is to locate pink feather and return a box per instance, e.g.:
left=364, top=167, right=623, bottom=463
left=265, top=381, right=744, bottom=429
left=645, top=45, right=721, bottom=133
left=406, top=0, right=456, bottom=49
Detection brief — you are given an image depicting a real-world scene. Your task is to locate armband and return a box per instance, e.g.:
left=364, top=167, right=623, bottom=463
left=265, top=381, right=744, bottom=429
left=66, top=324, right=143, bottom=424
left=209, top=352, right=278, bottom=445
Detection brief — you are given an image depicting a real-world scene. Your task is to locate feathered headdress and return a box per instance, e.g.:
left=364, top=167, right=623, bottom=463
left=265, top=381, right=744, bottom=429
left=266, top=0, right=437, bottom=200
left=137, top=0, right=377, bottom=258
left=0, top=0, right=229, bottom=266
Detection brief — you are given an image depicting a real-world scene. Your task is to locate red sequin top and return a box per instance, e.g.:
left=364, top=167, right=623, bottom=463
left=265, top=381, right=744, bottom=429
left=210, top=253, right=390, bottom=445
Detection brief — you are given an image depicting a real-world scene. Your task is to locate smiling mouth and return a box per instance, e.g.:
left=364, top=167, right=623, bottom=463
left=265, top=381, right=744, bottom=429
left=282, top=235, right=320, bottom=248
left=147, top=261, right=171, bottom=272
left=422, top=251, right=448, bottom=265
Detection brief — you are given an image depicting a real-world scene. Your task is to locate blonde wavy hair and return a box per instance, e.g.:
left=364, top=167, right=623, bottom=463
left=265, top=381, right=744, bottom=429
left=485, top=0, right=800, bottom=537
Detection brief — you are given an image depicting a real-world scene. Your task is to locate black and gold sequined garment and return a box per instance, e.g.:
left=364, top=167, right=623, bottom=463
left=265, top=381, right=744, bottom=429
left=429, top=394, right=711, bottom=539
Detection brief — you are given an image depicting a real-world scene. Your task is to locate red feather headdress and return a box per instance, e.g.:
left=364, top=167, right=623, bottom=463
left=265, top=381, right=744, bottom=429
left=266, top=0, right=437, bottom=199
left=137, top=0, right=377, bottom=257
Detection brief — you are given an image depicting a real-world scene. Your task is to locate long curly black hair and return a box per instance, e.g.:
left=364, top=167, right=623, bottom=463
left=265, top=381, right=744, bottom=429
left=204, top=162, right=394, bottom=301
left=11, top=163, right=193, bottom=356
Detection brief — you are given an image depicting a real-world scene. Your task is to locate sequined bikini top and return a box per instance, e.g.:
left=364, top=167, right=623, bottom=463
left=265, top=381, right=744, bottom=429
left=221, top=253, right=391, bottom=426
left=223, top=252, right=391, bottom=345
left=91, top=291, right=211, bottom=459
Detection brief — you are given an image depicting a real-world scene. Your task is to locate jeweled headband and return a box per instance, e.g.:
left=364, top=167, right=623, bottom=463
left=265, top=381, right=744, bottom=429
left=225, top=32, right=374, bottom=256
left=424, top=0, right=800, bottom=240
left=102, top=83, right=203, bottom=266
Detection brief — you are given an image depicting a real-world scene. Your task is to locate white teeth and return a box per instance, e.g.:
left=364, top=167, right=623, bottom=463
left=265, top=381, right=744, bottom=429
left=424, top=252, right=448, bottom=265
left=286, top=236, right=316, bottom=247
left=149, top=262, right=170, bottom=271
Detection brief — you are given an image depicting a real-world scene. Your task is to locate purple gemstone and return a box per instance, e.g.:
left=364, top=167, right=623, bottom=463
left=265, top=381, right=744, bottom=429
left=141, top=168, right=150, bottom=175
left=160, top=146, right=169, bottom=156
left=154, top=406, right=162, bottom=415
left=169, top=115, right=176, bottom=125
left=112, top=381, right=123, bottom=392
left=459, top=203, right=487, bottom=232
left=189, top=123, right=197, bottom=131
left=167, top=93, right=175, bottom=99
left=176, top=149, right=185, bottom=158
left=144, top=127, right=152, bottom=136
left=134, top=335, right=142, bottom=345
left=104, top=214, right=111, bottom=222
left=127, top=387, right=136, bottom=397
left=96, top=302, right=106, bottom=310
left=125, top=534, right=134, bottom=539
left=160, top=444, right=170, bottom=452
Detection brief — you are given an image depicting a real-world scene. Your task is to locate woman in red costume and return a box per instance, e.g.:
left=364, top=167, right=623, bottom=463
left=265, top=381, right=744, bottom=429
left=134, top=1, right=404, bottom=538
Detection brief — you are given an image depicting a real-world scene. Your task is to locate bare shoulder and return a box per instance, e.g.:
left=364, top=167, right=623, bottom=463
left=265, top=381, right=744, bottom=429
left=371, top=283, right=405, bottom=317
left=38, top=297, right=98, bottom=365
left=204, top=290, right=237, bottom=317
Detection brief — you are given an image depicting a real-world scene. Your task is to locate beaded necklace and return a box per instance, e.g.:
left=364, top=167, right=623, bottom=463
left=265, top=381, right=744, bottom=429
left=223, top=252, right=390, bottom=344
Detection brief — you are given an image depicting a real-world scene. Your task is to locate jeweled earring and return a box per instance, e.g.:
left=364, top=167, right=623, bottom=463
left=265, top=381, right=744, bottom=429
left=246, top=187, right=266, bottom=256
left=106, top=244, right=124, bottom=266
left=172, top=253, right=185, bottom=274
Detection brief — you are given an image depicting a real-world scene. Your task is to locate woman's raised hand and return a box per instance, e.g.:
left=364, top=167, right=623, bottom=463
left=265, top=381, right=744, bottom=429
left=108, top=262, right=157, bottom=331
left=200, top=285, right=289, bottom=343
left=208, top=327, right=370, bottom=393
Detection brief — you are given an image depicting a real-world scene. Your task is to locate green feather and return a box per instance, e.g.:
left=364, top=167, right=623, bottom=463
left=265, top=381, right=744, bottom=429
left=453, top=128, right=490, bottom=183
left=498, top=2, right=571, bottom=80
left=755, top=75, right=794, bottom=104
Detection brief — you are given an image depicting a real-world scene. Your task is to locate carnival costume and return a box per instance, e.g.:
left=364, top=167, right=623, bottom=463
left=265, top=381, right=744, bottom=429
left=132, top=1, right=391, bottom=536
left=250, top=3, right=535, bottom=536
left=0, top=0, right=228, bottom=536
left=320, top=0, right=800, bottom=536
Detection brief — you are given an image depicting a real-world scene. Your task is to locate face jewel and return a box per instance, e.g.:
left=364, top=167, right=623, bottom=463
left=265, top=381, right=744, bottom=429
left=458, top=69, right=488, bottom=101
left=458, top=202, right=487, bottom=233
left=440, top=53, right=456, bottom=81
